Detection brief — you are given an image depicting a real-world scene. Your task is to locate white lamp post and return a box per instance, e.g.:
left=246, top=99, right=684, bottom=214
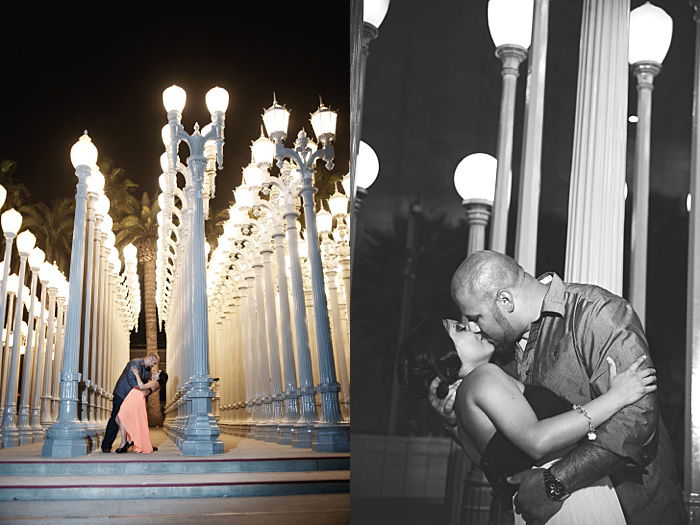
left=163, top=85, right=227, bottom=456
left=454, top=153, right=497, bottom=255
left=264, top=97, right=349, bottom=452
left=628, top=2, right=673, bottom=327
left=487, top=0, right=533, bottom=254
left=2, top=229, right=35, bottom=446
left=18, top=247, right=44, bottom=444
left=0, top=209, right=22, bottom=354
left=43, top=132, right=97, bottom=457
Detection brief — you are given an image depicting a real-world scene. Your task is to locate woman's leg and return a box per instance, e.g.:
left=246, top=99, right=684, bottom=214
left=116, top=415, right=128, bottom=447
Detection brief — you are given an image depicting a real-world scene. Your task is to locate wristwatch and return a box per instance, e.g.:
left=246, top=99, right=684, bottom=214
left=543, top=468, right=570, bottom=501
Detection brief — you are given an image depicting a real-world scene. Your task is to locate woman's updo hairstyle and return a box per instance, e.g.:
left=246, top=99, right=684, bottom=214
left=396, top=316, right=462, bottom=399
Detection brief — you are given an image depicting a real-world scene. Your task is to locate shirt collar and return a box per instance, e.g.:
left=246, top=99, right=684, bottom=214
left=536, top=272, right=566, bottom=318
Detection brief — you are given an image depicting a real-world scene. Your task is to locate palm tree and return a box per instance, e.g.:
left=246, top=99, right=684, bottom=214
left=0, top=160, right=31, bottom=209
left=20, top=198, right=75, bottom=274
left=113, top=191, right=159, bottom=353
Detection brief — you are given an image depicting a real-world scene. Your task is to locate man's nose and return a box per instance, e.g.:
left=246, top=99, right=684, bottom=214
left=468, top=321, right=481, bottom=333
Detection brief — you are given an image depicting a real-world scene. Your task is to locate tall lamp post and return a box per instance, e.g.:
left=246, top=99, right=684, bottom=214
left=2, top=229, right=36, bottom=446
left=627, top=2, right=673, bottom=327
left=486, top=0, right=533, bottom=253
left=264, top=98, right=349, bottom=452
left=163, top=84, right=228, bottom=456
left=454, top=154, right=497, bottom=255
left=42, top=133, right=97, bottom=457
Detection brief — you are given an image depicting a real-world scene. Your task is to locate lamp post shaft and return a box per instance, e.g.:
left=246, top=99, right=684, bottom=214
left=491, top=45, right=527, bottom=254
left=40, top=290, right=57, bottom=429
left=515, top=0, right=550, bottom=275
left=18, top=270, right=39, bottom=444
left=43, top=165, right=91, bottom=457
left=465, top=201, right=492, bottom=256
left=30, top=279, right=49, bottom=440
left=2, top=254, right=29, bottom=446
left=686, top=2, right=700, bottom=518
left=261, top=244, right=284, bottom=430
left=629, top=62, right=660, bottom=328
left=81, top=197, right=96, bottom=431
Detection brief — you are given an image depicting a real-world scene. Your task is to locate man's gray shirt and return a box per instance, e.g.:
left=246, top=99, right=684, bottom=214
left=113, top=358, right=151, bottom=400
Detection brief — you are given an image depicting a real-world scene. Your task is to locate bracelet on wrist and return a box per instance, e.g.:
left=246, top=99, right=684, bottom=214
left=572, top=404, right=597, bottom=440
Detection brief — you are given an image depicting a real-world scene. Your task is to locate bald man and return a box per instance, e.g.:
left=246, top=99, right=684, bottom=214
left=435, top=250, right=684, bottom=525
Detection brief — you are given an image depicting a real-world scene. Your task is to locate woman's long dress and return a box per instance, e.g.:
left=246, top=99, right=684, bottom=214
left=478, top=384, right=626, bottom=525
left=117, top=388, right=154, bottom=453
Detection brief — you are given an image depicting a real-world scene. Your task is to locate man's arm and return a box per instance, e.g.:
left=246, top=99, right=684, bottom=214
left=125, top=359, right=142, bottom=389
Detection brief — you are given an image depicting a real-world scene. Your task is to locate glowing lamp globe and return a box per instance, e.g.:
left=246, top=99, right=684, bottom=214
left=243, top=164, right=264, bottom=189
left=161, top=124, right=171, bottom=146
left=317, top=210, right=333, bottom=233
left=263, top=98, right=290, bottom=139
left=252, top=131, right=275, bottom=167
left=206, top=86, right=229, bottom=114
left=95, top=194, right=110, bottom=217
left=328, top=192, right=349, bottom=217
left=234, top=186, right=254, bottom=210
left=39, top=262, right=54, bottom=284
left=629, top=2, right=673, bottom=65
left=364, top=0, right=391, bottom=28
left=357, top=141, right=380, bottom=190
left=688, top=193, right=692, bottom=213
left=87, top=169, right=105, bottom=195
left=70, top=133, right=99, bottom=169
left=1, top=209, right=22, bottom=236
left=6, top=274, right=19, bottom=294
left=29, top=247, right=45, bottom=269
left=0, top=185, right=7, bottom=210
left=310, top=104, right=338, bottom=141
left=163, top=85, right=187, bottom=113
left=453, top=153, right=497, bottom=204
left=102, top=214, right=113, bottom=234
left=229, top=206, right=248, bottom=227
left=159, top=153, right=170, bottom=173
left=123, top=243, right=138, bottom=262
left=16, top=230, right=36, bottom=255
left=487, top=0, right=534, bottom=49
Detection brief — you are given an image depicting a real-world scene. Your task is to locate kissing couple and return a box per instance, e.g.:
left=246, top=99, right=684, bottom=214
left=398, top=250, right=686, bottom=524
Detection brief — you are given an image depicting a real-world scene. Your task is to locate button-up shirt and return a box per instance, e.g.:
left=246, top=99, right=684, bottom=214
left=112, top=358, right=151, bottom=400
left=519, top=273, right=685, bottom=525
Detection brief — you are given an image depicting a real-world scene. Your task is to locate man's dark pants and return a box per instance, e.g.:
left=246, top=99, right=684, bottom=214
left=101, top=395, right=125, bottom=451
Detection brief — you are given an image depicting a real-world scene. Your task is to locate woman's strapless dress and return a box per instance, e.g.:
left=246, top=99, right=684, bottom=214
left=479, top=384, right=625, bottom=525
left=117, top=388, right=153, bottom=453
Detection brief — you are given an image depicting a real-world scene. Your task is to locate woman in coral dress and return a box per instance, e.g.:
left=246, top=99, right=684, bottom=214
left=115, top=367, right=163, bottom=453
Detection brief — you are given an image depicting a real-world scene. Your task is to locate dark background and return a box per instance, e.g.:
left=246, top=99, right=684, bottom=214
left=353, top=0, right=693, bottom=481
left=0, top=7, right=350, bottom=348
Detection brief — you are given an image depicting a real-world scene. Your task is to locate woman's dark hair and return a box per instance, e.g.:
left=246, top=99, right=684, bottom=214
left=158, top=371, right=168, bottom=389
left=396, top=316, right=462, bottom=399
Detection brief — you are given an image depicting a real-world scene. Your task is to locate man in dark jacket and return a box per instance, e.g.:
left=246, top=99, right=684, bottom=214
left=101, top=353, right=159, bottom=452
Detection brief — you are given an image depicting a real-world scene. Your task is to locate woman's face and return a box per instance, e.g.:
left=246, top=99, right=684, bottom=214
left=443, top=318, right=494, bottom=376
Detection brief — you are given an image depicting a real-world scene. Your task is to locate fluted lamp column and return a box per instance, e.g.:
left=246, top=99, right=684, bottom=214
left=43, top=133, right=98, bottom=457
left=487, top=0, right=533, bottom=253
left=2, top=229, right=36, bottom=447
left=454, top=154, right=497, bottom=256
left=628, top=2, right=673, bottom=327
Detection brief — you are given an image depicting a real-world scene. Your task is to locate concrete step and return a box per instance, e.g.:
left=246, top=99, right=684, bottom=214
left=0, top=455, right=349, bottom=476
left=0, top=470, right=350, bottom=501
left=0, top=494, right=350, bottom=524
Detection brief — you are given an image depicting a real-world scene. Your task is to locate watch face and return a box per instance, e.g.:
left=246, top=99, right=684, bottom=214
left=544, top=471, right=569, bottom=501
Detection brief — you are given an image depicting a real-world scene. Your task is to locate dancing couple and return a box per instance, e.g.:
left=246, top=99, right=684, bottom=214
left=101, top=353, right=168, bottom=454
left=398, top=250, right=686, bottom=524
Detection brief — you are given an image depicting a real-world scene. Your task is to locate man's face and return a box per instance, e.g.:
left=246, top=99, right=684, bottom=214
left=457, top=293, right=521, bottom=348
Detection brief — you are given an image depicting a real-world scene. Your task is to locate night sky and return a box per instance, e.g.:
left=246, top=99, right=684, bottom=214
left=354, top=0, right=694, bottom=477
left=0, top=7, right=349, bottom=346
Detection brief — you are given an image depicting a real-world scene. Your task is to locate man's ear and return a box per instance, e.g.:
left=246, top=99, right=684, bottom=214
left=496, top=290, right=515, bottom=313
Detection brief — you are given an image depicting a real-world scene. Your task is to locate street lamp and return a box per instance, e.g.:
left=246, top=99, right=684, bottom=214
left=43, top=132, right=97, bottom=457
left=163, top=85, right=228, bottom=456
left=487, top=0, right=533, bottom=253
left=628, top=2, right=673, bottom=326
left=18, top=246, right=44, bottom=444
left=2, top=229, right=35, bottom=446
left=454, top=153, right=497, bottom=255
left=264, top=96, right=349, bottom=452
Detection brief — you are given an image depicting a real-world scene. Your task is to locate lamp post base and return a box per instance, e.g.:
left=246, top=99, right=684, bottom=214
left=291, top=424, right=314, bottom=449
left=41, top=421, right=89, bottom=457
left=276, top=423, right=295, bottom=445
left=311, top=422, right=350, bottom=453
left=179, top=375, right=224, bottom=457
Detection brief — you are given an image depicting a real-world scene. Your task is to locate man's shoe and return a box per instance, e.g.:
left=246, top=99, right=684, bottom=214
left=101, top=448, right=111, bottom=453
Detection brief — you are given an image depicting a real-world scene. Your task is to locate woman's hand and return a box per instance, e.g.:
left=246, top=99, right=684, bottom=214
left=607, top=355, right=656, bottom=406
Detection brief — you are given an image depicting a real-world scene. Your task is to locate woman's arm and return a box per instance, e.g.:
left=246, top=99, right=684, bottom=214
left=130, top=367, right=158, bottom=391
left=459, top=358, right=655, bottom=461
